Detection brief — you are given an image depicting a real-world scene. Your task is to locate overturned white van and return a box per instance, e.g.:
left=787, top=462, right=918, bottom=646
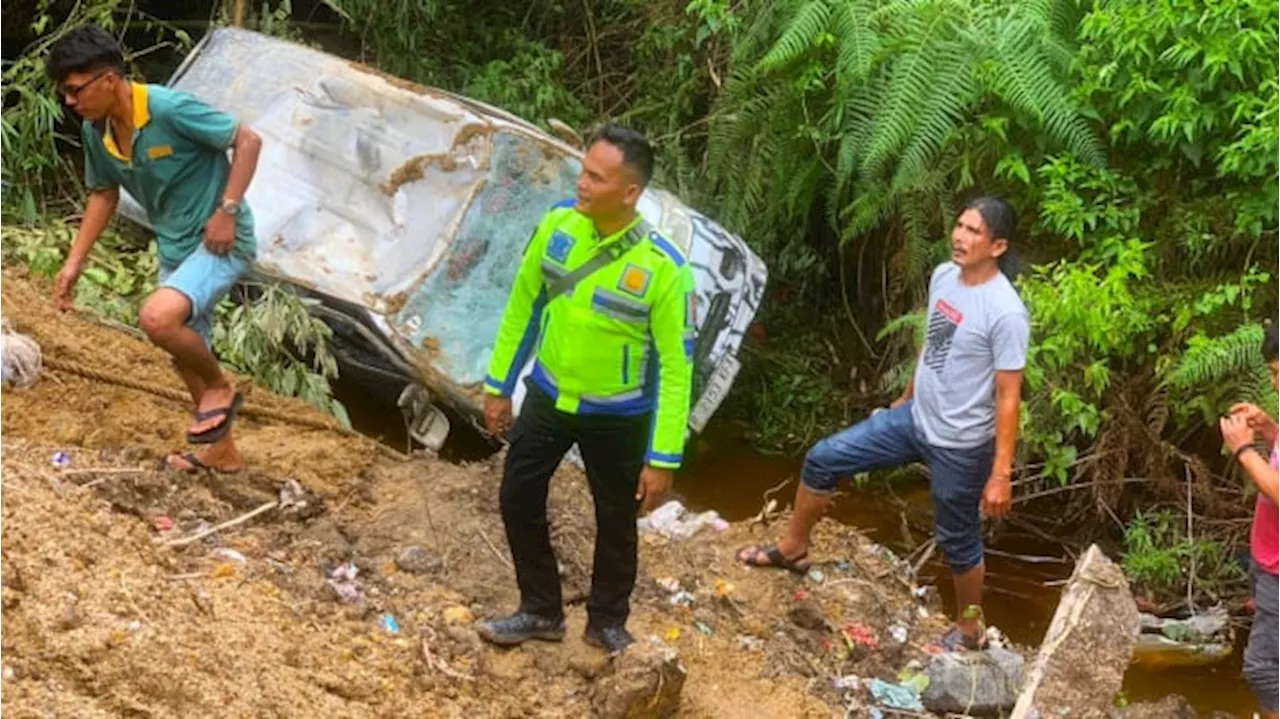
left=119, top=28, right=768, bottom=450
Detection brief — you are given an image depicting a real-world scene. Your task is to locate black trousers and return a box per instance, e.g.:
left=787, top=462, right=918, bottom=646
left=500, top=381, right=649, bottom=628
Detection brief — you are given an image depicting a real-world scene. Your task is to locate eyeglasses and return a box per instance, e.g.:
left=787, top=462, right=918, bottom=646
left=59, top=69, right=112, bottom=100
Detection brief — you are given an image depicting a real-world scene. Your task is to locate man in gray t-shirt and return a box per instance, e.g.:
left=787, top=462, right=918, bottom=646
left=912, top=262, right=1029, bottom=448
left=738, top=197, right=1030, bottom=653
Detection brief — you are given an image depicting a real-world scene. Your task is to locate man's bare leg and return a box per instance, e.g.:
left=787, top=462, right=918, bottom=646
left=739, top=484, right=831, bottom=566
left=139, top=289, right=237, bottom=436
left=143, top=291, right=243, bottom=472
left=167, top=359, right=244, bottom=471
left=952, top=562, right=986, bottom=642
left=776, top=485, right=831, bottom=558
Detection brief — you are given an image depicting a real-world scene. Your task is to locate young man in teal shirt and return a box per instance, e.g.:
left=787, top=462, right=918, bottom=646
left=47, top=26, right=263, bottom=472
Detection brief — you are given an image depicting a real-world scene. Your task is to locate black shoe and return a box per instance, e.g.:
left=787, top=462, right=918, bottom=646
left=475, top=612, right=566, bottom=646
left=584, top=624, right=635, bottom=653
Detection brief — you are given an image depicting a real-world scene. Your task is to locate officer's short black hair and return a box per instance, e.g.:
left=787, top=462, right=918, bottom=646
left=46, top=25, right=125, bottom=84
left=1264, top=324, right=1278, bottom=364
left=587, top=124, right=654, bottom=186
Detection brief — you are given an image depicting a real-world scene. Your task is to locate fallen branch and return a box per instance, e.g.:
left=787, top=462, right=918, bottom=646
left=421, top=626, right=474, bottom=680
left=163, top=500, right=278, bottom=548
left=476, top=529, right=513, bottom=569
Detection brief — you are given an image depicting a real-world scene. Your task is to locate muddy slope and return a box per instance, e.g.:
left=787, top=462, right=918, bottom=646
left=2, top=266, right=953, bottom=718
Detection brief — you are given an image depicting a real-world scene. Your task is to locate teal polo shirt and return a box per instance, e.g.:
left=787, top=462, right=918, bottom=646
left=81, top=82, right=256, bottom=267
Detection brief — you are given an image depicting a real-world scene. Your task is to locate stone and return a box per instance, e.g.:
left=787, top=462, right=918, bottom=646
left=395, top=546, right=444, bottom=575
left=1012, top=545, right=1141, bottom=718
left=921, top=647, right=1024, bottom=714
left=590, top=641, right=686, bottom=718
left=570, top=653, right=610, bottom=680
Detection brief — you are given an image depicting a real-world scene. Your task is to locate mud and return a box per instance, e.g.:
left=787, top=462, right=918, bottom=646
left=1, top=267, right=958, bottom=717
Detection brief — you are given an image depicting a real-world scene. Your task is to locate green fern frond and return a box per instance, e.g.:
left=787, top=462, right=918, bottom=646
left=984, top=15, right=1105, bottom=165
left=1168, top=324, right=1265, bottom=388
left=758, top=0, right=833, bottom=71
left=832, top=0, right=880, bottom=84
left=876, top=309, right=928, bottom=344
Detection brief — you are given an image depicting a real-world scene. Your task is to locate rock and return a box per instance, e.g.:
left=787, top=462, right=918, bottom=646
left=1109, top=693, right=1198, bottom=718
left=1012, top=545, right=1141, bottom=718
left=591, top=641, right=686, bottom=718
left=442, top=605, right=474, bottom=626
left=396, top=546, right=444, bottom=575
left=921, top=647, right=1024, bottom=714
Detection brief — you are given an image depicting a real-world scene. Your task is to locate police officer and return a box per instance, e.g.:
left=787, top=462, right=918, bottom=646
left=476, top=125, right=696, bottom=653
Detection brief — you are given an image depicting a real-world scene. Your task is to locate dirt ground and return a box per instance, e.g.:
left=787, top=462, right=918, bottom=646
left=3, top=266, right=1205, bottom=718
left=0, top=266, right=960, bottom=718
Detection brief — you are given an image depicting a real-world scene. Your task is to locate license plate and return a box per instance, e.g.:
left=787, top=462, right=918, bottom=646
left=688, top=353, right=741, bottom=433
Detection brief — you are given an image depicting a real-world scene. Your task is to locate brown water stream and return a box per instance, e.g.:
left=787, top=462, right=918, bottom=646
left=676, top=424, right=1258, bottom=717
left=337, top=381, right=1257, bottom=716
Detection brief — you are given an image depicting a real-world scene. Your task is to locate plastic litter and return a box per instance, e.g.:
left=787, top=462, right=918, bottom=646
left=669, top=591, right=696, bottom=607
left=868, top=678, right=924, bottom=712
left=840, top=623, right=879, bottom=649
left=832, top=674, right=860, bottom=690
left=327, top=562, right=364, bottom=604
left=1, top=318, right=42, bottom=389
left=735, top=635, right=764, bottom=651
left=211, top=547, right=247, bottom=563
left=278, top=478, right=308, bottom=510
left=835, top=560, right=851, bottom=572
left=806, top=568, right=826, bottom=584
left=381, top=614, right=400, bottom=634
left=655, top=577, right=681, bottom=593
left=694, top=621, right=714, bottom=636
left=663, top=626, right=681, bottom=642
left=51, top=451, right=71, bottom=468
left=153, top=516, right=175, bottom=532
left=636, top=500, right=729, bottom=540
left=889, top=623, right=909, bottom=644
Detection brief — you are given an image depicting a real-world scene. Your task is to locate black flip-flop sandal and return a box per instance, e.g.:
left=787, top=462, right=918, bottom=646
left=736, top=544, right=812, bottom=575
left=161, top=453, right=213, bottom=475
left=187, top=391, right=244, bottom=445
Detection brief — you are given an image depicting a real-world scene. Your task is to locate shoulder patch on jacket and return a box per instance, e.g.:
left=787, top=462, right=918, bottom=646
left=646, top=231, right=686, bottom=268
left=547, top=231, right=576, bottom=263
left=552, top=197, right=576, bottom=210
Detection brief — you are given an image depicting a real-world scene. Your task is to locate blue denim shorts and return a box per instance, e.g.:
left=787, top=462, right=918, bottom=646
left=801, top=402, right=994, bottom=573
left=157, top=245, right=250, bottom=346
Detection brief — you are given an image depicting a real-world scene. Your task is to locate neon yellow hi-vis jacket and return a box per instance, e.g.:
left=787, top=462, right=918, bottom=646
left=485, top=201, right=697, bottom=469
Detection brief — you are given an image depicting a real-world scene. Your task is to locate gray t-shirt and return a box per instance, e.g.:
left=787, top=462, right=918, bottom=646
left=910, top=263, right=1030, bottom=448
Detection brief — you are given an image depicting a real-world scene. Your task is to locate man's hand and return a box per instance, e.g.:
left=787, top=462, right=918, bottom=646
left=889, top=395, right=910, bottom=410
left=53, top=260, right=84, bottom=311
left=636, top=466, right=673, bottom=515
left=1230, top=402, right=1278, bottom=443
left=204, top=209, right=236, bottom=255
left=483, top=395, right=513, bottom=438
left=980, top=469, right=1012, bottom=519
left=1220, top=413, right=1257, bottom=454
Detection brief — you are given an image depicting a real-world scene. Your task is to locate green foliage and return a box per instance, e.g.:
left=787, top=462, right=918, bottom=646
left=1122, top=509, right=1246, bottom=602
left=706, top=0, right=1102, bottom=301
left=213, top=286, right=350, bottom=426
left=1, top=2, right=194, bottom=222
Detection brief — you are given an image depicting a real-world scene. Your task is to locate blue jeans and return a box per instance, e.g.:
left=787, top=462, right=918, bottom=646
left=157, top=245, right=251, bottom=346
left=1245, top=563, right=1279, bottom=712
left=801, top=402, right=994, bottom=573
